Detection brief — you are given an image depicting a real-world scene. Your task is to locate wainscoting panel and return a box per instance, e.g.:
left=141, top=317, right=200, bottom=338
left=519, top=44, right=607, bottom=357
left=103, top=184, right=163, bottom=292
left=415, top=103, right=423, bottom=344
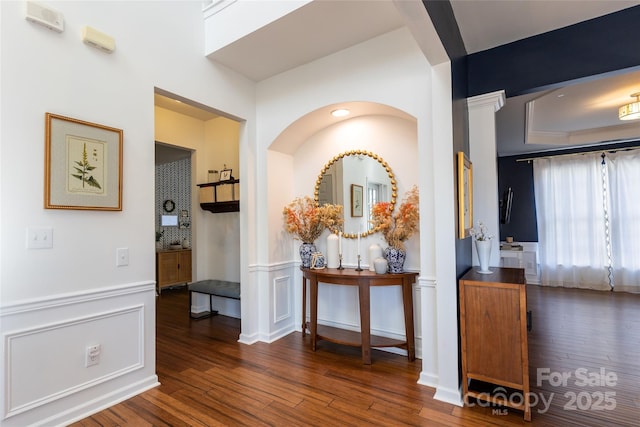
left=0, top=282, right=158, bottom=426
left=5, top=306, right=144, bottom=417
left=273, top=275, right=291, bottom=323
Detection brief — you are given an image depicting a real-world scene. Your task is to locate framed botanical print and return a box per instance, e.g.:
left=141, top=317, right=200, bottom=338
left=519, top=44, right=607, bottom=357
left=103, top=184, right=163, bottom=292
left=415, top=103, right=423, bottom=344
left=457, top=151, right=473, bottom=238
left=351, top=184, right=363, bottom=217
left=45, top=113, right=123, bottom=210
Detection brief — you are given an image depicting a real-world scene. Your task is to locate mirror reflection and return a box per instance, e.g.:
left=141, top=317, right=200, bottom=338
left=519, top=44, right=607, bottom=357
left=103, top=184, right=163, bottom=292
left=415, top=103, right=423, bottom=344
left=315, top=150, right=396, bottom=238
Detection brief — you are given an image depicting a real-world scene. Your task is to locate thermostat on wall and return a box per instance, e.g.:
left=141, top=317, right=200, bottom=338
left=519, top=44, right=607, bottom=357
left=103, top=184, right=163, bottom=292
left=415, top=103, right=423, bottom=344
left=25, top=1, right=64, bottom=33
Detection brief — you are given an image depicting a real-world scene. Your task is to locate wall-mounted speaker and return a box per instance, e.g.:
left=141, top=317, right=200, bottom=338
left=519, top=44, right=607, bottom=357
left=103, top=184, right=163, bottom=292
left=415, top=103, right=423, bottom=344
left=81, top=26, right=116, bottom=53
left=25, top=1, right=64, bottom=33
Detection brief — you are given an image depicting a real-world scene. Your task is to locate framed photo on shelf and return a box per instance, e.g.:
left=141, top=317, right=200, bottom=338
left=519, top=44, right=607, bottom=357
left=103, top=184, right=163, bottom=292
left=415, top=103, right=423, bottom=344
left=351, top=184, right=363, bottom=217
left=220, top=169, right=233, bottom=181
left=45, top=113, right=123, bottom=211
left=457, top=151, right=473, bottom=239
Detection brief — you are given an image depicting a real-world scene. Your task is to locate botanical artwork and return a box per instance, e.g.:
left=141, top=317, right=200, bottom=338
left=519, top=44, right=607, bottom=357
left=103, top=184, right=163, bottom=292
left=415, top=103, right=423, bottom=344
left=67, top=136, right=105, bottom=194
left=45, top=113, right=122, bottom=210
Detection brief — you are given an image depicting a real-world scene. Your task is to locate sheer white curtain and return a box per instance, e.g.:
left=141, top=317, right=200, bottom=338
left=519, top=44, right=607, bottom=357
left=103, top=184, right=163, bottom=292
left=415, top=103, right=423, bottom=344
left=533, top=153, right=610, bottom=290
left=607, top=150, right=640, bottom=292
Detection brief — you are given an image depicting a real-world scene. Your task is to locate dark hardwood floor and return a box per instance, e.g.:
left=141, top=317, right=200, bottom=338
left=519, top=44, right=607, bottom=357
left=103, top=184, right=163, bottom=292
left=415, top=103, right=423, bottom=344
left=72, top=285, right=639, bottom=426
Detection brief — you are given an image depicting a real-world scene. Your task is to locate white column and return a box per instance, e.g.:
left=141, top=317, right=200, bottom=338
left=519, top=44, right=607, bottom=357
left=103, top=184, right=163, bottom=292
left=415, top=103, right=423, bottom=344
left=468, top=90, right=505, bottom=268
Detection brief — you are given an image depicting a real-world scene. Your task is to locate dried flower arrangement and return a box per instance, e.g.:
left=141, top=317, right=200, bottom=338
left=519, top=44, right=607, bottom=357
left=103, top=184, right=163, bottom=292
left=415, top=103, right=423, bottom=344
left=283, top=196, right=344, bottom=243
left=370, top=186, right=419, bottom=251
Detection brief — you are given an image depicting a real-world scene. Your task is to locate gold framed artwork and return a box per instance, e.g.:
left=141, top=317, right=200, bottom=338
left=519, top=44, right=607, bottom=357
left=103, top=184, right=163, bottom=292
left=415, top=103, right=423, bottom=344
left=45, top=113, right=123, bottom=210
left=351, top=184, right=363, bottom=217
left=457, top=151, right=473, bottom=239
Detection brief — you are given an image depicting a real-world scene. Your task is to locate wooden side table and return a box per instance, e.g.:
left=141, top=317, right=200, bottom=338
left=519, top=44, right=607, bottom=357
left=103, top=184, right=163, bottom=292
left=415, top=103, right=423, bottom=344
left=459, top=267, right=530, bottom=421
left=301, top=268, right=418, bottom=365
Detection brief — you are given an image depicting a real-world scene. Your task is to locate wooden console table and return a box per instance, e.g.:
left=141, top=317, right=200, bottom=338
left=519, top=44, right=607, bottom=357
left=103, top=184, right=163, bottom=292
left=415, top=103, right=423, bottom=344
left=301, top=268, right=418, bottom=365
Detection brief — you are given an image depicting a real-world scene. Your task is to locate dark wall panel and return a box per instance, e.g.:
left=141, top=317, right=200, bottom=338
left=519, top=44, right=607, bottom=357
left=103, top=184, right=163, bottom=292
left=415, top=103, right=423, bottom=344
left=468, top=6, right=640, bottom=97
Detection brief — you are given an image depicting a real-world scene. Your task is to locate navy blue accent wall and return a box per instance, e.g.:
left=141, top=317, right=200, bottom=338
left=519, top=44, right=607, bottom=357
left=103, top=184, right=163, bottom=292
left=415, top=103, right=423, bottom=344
left=423, top=0, right=472, bottom=277
left=497, top=157, right=538, bottom=242
left=467, top=6, right=640, bottom=97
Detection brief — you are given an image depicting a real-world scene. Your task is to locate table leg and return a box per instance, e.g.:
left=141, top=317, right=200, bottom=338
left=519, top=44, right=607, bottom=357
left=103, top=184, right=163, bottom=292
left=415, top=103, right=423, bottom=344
left=310, top=277, right=318, bottom=352
left=302, top=276, right=307, bottom=336
left=359, top=281, right=371, bottom=365
left=402, top=277, right=416, bottom=361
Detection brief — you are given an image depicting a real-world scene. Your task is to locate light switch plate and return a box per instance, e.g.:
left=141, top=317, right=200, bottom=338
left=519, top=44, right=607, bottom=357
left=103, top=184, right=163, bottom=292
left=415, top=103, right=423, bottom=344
left=27, top=227, right=53, bottom=249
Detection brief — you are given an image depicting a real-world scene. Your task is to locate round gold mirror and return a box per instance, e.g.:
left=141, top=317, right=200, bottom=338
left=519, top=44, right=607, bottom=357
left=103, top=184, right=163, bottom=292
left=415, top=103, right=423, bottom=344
left=314, top=150, right=396, bottom=238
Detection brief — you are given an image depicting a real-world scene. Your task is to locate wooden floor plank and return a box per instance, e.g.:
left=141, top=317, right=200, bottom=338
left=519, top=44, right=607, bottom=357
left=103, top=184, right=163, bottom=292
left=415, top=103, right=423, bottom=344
left=70, top=285, right=639, bottom=426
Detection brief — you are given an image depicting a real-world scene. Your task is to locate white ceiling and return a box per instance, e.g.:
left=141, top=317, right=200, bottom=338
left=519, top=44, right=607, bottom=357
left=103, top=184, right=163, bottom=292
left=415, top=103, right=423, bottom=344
left=450, top=0, right=639, bottom=54
left=207, top=0, right=639, bottom=81
left=158, top=0, right=640, bottom=158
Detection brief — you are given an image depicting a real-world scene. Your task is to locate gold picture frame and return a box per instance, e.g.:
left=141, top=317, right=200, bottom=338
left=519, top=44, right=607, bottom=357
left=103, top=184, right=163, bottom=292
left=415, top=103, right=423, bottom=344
left=457, top=151, right=473, bottom=238
left=351, top=184, right=363, bottom=217
left=45, top=113, right=123, bottom=210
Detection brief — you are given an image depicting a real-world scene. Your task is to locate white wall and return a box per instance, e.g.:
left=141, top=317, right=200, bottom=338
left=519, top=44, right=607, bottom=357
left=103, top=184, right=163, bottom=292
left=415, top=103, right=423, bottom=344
left=0, top=1, right=254, bottom=425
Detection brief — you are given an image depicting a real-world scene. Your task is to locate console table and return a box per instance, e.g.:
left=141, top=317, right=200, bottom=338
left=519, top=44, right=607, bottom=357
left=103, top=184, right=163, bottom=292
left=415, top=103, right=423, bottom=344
left=301, top=268, right=418, bottom=365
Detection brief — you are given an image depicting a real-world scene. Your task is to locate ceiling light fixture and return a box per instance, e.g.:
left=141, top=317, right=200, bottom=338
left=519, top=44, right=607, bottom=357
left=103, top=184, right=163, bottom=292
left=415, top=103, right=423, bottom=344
left=618, top=92, right=640, bottom=121
left=331, top=109, right=350, bottom=117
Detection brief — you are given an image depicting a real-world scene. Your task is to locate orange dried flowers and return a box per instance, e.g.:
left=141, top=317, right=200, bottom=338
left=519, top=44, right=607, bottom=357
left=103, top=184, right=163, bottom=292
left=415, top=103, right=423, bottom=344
left=283, top=196, right=343, bottom=243
left=370, top=186, right=419, bottom=250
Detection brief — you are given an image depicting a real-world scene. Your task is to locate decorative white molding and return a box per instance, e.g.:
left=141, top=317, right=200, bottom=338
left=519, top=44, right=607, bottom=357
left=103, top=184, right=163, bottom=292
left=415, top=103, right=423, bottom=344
left=467, top=90, right=506, bottom=112
left=202, top=0, right=236, bottom=18
left=273, top=275, right=291, bottom=323
left=417, top=276, right=436, bottom=288
left=4, top=305, right=145, bottom=418
left=0, top=282, right=156, bottom=425
left=417, top=371, right=438, bottom=388
left=526, top=98, right=640, bottom=145
left=248, top=261, right=292, bottom=272
left=40, top=376, right=159, bottom=427
left=0, top=282, right=155, bottom=317
left=434, top=386, right=464, bottom=407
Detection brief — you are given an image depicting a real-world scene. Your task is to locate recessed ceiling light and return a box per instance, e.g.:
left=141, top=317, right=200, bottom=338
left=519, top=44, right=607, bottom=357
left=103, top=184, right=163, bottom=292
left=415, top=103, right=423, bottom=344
left=331, top=109, right=350, bottom=117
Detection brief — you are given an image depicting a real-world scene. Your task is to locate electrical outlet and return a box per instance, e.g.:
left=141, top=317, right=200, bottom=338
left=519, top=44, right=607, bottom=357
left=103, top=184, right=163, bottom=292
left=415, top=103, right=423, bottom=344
left=85, top=344, right=101, bottom=367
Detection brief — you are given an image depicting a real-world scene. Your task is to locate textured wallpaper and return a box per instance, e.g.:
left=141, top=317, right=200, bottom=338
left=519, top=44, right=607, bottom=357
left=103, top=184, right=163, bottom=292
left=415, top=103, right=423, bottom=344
left=155, top=157, right=192, bottom=249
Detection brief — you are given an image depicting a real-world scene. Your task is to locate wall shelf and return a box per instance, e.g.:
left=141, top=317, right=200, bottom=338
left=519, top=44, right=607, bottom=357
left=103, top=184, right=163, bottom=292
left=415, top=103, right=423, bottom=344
left=197, top=179, right=239, bottom=213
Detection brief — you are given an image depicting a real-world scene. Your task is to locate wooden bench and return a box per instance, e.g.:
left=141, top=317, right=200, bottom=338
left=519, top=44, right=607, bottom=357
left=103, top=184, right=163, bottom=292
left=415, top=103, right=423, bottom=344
left=188, top=280, right=240, bottom=319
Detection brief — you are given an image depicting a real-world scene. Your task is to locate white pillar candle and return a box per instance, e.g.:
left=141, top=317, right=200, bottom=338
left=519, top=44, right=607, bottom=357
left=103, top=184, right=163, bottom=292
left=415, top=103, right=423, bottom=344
left=326, top=233, right=339, bottom=268
left=368, top=243, right=382, bottom=271
left=357, top=227, right=361, bottom=256
left=338, top=232, right=342, bottom=256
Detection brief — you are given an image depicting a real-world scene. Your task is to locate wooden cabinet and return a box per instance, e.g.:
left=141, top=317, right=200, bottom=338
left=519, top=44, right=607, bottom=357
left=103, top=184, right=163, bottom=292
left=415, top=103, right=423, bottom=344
left=156, top=249, right=192, bottom=293
left=459, top=267, right=530, bottom=421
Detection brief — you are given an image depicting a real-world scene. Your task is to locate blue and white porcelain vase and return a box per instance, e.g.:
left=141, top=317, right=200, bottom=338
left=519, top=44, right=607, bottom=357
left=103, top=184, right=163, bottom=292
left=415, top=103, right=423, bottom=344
left=299, top=242, right=317, bottom=268
left=384, top=246, right=406, bottom=273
